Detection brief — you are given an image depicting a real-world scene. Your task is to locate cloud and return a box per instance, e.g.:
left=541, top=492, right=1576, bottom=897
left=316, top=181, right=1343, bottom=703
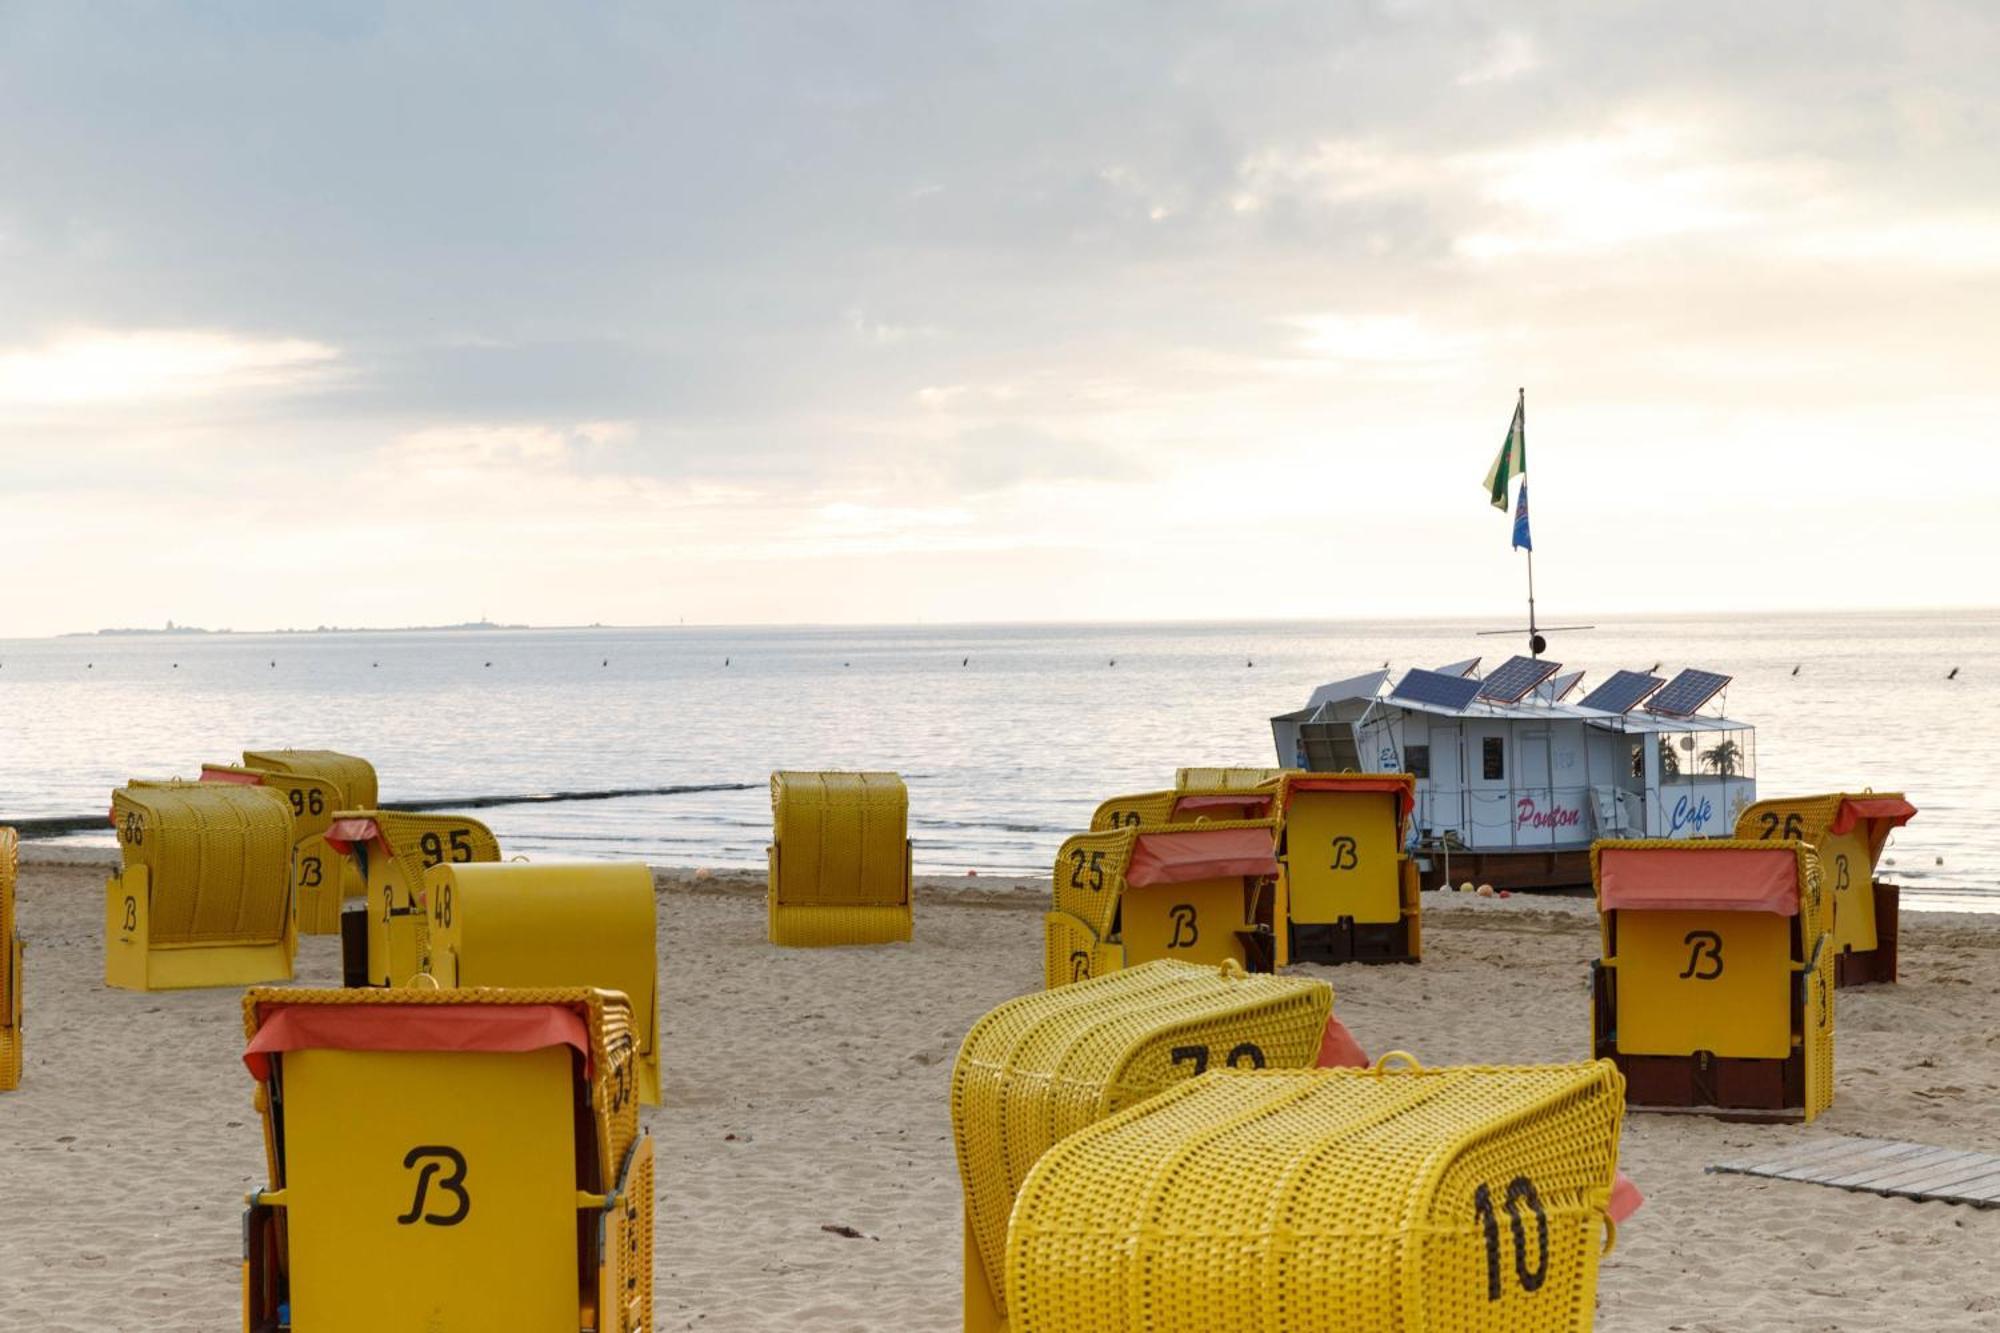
left=0, top=328, right=338, bottom=415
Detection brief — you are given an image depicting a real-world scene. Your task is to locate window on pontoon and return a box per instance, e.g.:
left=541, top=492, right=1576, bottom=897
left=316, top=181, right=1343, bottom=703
left=1482, top=737, right=1504, bottom=781
left=1406, top=745, right=1430, bottom=779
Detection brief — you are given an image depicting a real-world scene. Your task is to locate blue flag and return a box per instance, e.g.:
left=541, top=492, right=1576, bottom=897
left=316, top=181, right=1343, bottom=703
left=1512, top=482, right=1532, bottom=551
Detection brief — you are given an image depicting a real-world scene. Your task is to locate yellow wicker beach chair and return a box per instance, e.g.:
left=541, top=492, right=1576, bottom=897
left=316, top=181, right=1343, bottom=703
left=1736, top=792, right=1916, bottom=986
left=1088, top=786, right=1276, bottom=832
left=1173, top=766, right=1290, bottom=791
left=241, top=747, right=379, bottom=810
left=1, top=827, right=19, bottom=1091
left=767, top=771, right=913, bottom=947
left=1044, top=820, right=1280, bottom=989
left=954, top=959, right=1336, bottom=1332
left=323, top=812, right=500, bottom=986
left=424, top=861, right=660, bottom=1104
left=1270, top=772, right=1422, bottom=966
left=106, top=780, right=297, bottom=991
left=1591, top=839, right=1833, bottom=1122
left=201, top=764, right=349, bottom=936
left=1004, top=1056, right=1626, bottom=1333
left=241, top=985, right=652, bottom=1333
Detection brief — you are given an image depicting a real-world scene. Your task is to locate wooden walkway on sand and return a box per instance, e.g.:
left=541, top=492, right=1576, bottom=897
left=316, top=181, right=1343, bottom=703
left=1709, top=1135, right=2000, bottom=1208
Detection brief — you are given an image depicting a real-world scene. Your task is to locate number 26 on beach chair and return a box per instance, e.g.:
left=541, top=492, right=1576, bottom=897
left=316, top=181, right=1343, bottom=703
left=1590, top=839, right=1833, bottom=1122
left=324, top=812, right=501, bottom=987
left=240, top=986, right=653, bottom=1332
left=105, top=780, right=297, bottom=991
left=1736, top=792, right=1916, bottom=987
left=1, top=827, right=20, bottom=1090
left=1043, top=820, right=1280, bottom=989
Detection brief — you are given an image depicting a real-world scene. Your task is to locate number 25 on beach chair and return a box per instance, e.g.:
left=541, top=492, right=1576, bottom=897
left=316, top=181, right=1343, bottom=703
left=324, top=812, right=500, bottom=987
left=1270, top=772, right=1422, bottom=966
left=767, top=771, right=913, bottom=947
left=106, top=780, right=297, bottom=991
left=1590, top=839, right=1834, bottom=1122
left=1043, top=820, right=1280, bottom=989
left=240, top=986, right=653, bottom=1332
left=1736, top=792, right=1916, bottom=987
left=1, top=827, right=21, bottom=1090
left=953, top=959, right=1339, bottom=1333
left=424, top=861, right=662, bottom=1105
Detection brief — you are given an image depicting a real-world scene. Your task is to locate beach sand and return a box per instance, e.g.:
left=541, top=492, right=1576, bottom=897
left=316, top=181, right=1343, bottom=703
left=2, top=853, right=1997, bottom=1331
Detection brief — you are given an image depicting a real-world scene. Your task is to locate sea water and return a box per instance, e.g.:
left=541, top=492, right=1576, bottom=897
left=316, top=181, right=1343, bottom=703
left=0, top=612, right=1992, bottom=909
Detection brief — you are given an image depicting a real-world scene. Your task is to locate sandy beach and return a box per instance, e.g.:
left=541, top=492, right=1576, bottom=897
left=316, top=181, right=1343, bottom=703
left=2, top=851, right=1997, bottom=1332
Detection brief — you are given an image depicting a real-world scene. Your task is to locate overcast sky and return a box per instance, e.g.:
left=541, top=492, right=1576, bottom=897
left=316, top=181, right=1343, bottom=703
left=0, top=2, right=1993, bottom=636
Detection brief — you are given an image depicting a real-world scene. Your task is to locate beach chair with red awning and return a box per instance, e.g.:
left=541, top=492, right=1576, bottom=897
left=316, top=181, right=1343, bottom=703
left=1591, top=838, right=1833, bottom=1122
left=1044, top=820, right=1280, bottom=988
left=1269, top=772, right=1422, bottom=966
left=1735, top=792, right=1916, bottom=986
left=323, top=811, right=500, bottom=986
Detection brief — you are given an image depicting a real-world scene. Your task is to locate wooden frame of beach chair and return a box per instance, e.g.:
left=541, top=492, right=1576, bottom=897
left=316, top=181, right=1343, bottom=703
left=105, top=780, right=297, bottom=991
left=1270, top=772, right=1423, bottom=967
left=1088, top=786, right=1277, bottom=832
left=324, top=812, right=501, bottom=987
left=200, top=764, right=351, bottom=936
left=1002, top=1056, right=1626, bottom=1333
left=424, top=861, right=661, bottom=1105
left=1043, top=820, right=1280, bottom=989
left=1735, top=792, right=1916, bottom=987
left=240, top=985, right=653, bottom=1332
left=954, top=959, right=1337, bottom=1333
left=1, top=827, right=20, bottom=1090
left=1591, top=839, right=1833, bottom=1123
left=767, top=771, right=913, bottom=947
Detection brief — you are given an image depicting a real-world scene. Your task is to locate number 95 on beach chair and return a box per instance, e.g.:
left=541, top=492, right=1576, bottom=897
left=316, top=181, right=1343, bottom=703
left=106, top=780, right=297, bottom=991
left=1044, top=820, right=1280, bottom=989
left=240, top=986, right=653, bottom=1332
left=1736, top=792, right=1916, bottom=987
left=2, top=827, right=20, bottom=1090
left=1591, top=839, right=1833, bottom=1122
left=1004, top=1057, right=1627, bottom=1333
left=424, top=861, right=661, bottom=1104
left=953, top=959, right=1337, bottom=1333
left=325, top=812, right=501, bottom=987
left=767, top=771, right=913, bottom=947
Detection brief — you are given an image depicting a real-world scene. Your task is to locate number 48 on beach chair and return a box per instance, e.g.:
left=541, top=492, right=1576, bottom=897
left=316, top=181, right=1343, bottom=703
left=1, top=827, right=20, bottom=1090
left=767, top=771, right=913, bottom=947
left=1735, top=792, right=1916, bottom=987
left=325, top=812, right=500, bottom=987
left=1591, top=839, right=1834, bottom=1122
left=240, top=985, right=653, bottom=1332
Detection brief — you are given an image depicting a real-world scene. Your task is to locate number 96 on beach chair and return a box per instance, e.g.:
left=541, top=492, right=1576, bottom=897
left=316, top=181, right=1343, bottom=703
left=1736, top=792, right=1916, bottom=987
left=2, top=827, right=20, bottom=1090
left=424, top=861, right=661, bottom=1105
left=1591, top=839, right=1833, bottom=1122
left=240, top=986, right=653, bottom=1332
left=767, top=771, right=913, bottom=947
left=325, top=812, right=501, bottom=987
left=106, top=781, right=297, bottom=991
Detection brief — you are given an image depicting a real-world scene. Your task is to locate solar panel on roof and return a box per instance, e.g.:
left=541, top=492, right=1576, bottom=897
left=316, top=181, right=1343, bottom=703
left=1476, top=654, right=1563, bottom=703
left=1539, top=670, right=1585, bottom=702
left=1579, top=669, right=1666, bottom=714
left=1646, top=668, right=1732, bottom=717
left=1434, top=656, right=1481, bottom=678
left=1390, top=667, right=1482, bottom=711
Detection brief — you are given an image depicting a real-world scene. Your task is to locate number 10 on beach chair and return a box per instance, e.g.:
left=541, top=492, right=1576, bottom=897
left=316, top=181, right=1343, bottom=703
left=1591, top=839, right=1834, bottom=1122
left=240, top=986, right=653, bottom=1332
left=1, top=827, right=20, bottom=1090
left=767, top=771, right=913, bottom=946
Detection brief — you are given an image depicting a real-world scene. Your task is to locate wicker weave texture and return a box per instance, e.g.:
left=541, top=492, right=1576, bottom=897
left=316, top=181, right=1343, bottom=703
left=205, top=764, right=351, bottom=935
left=242, top=985, right=651, bottom=1329
left=243, top=748, right=379, bottom=811
left=1006, top=1059, right=1625, bottom=1333
left=1089, top=791, right=1179, bottom=832
left=1174, top=767, right=1289, bottom=791
left=113, top=781, right=294, bottom=945
left=1043, top=911, right=1123, bottom=990
left=1, top=827, right=19, bottom=1091
left=768, top=771, right=912, bottom=946
left=953, top=960, right=1333, bottom=1323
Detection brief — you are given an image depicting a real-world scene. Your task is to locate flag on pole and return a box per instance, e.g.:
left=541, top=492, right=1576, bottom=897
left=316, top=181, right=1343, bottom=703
left=1484, top=391, right=1526, bottom=509
left=1512, top=482, right=1532, bottom=551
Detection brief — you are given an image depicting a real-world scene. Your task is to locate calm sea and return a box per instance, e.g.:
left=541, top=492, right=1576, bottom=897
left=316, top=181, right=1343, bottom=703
left=0, top=613, right=1992, bottom=909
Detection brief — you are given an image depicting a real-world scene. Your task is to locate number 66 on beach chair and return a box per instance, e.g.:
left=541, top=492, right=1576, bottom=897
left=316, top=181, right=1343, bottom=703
left=1735, top=792, right=1916, bottom=987
left=1590, top=839, right=1834, bottom=1122
left=767, top=771, right=913, bottom=947
left=1, top=827, right=20, bottom=1091
left=1044, top=820, right=1280, bottom=989
left=105, top=780, right=297, bottom=991
left=325, top=812, right=501, bottom=987
left=240, top=986, right=653, bottom=1332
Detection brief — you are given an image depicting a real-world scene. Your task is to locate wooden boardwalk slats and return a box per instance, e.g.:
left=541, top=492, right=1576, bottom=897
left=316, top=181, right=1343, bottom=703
left=1710, top=1135, right=2000, bottom=1208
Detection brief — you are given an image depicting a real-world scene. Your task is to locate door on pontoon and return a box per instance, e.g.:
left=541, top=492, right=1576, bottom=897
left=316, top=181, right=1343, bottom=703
left=1465, top=723, right=1513, bottom=848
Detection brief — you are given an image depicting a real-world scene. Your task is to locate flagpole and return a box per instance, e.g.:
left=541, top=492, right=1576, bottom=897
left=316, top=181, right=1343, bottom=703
left=1519, top=388, right=1540, bottom=658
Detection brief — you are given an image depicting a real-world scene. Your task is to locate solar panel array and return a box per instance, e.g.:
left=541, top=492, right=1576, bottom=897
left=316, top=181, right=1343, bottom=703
left=1390, top=667, right=1483, bottom=712
left=1646, top=668, right=1732, bottom=717
left=1476, top=654, right=1563, bottom=703
left=1579, top=669, right=1667, bottom=714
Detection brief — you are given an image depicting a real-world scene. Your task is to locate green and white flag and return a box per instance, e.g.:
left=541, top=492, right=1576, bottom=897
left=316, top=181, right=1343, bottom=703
left=1484, top=391, right=1526, bottom=509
